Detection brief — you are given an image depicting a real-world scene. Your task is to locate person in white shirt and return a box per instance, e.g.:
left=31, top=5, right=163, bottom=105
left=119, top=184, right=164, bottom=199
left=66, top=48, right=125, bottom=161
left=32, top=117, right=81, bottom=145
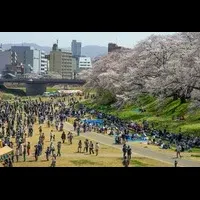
left=95, top=142, right=100, bottom=156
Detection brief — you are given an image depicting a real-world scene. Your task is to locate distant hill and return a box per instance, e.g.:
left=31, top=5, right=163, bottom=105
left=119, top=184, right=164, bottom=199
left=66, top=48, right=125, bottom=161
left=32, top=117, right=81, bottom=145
left=81, top=45, right=108, bottom=58
left=2, top=43, right=108, bottom=59
left=2, top=43, right=52, bottom=54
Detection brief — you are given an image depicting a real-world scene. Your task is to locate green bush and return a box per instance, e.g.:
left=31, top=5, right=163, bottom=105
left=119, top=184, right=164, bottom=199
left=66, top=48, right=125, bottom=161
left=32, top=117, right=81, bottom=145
left=1, top=93, right=15, bottom=100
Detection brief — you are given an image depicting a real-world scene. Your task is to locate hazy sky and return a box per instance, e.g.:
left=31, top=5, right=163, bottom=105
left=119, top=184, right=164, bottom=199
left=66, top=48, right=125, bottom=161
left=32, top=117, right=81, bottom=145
left=0, top=32, right=175, bottom=47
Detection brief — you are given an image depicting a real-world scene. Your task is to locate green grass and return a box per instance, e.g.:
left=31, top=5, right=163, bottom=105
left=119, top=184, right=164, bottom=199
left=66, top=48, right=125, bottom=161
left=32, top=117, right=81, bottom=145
left=70, top=159, right=99, bottom=166
left=130, top=159, right=149, bottom=167
left=81, top=94, right=200, bottom=135
left=46, top=88, right=58, bottom=92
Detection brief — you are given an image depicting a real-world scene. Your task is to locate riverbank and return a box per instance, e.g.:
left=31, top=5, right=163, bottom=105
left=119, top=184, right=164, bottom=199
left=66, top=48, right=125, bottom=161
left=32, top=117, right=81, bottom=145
left=81, top=95, right=200, bottom=135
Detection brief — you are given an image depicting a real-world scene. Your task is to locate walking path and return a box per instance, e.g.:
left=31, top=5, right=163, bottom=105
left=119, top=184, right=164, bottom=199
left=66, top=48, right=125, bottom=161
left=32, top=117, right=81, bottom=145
left=64, top=122, right=200, bottom=167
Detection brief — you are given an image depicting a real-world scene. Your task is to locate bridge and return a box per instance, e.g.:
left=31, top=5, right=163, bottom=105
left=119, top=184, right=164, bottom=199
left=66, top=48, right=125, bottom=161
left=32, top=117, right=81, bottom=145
left=0, top=78, right=86, bottom=96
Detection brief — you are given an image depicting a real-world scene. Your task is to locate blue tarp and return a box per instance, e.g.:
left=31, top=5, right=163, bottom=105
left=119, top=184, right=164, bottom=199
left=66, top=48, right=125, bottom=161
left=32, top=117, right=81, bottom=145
left=114, top=134, right=147, bottom=142
left=81, top=119, right=104, bottom=125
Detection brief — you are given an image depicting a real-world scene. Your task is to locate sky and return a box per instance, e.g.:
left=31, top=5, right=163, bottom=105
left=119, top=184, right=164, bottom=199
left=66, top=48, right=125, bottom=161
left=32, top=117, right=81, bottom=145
left=0, top=32, right=175, bottom=48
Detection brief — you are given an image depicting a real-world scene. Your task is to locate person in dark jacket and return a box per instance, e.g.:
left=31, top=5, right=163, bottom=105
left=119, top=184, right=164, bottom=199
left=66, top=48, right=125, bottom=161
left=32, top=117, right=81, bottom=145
left=127, top=145, right=132, bottom=160
left=122, top=144, right=127, bottom=159
left=45, top=147, right=51, bottom=161
left=61, top=131, right=66, bottom=143
left=122, top=156, right=129, bottom=167
left=78, top=140, right=82, bottom=153
left=89, top=141, right=94, bottom=154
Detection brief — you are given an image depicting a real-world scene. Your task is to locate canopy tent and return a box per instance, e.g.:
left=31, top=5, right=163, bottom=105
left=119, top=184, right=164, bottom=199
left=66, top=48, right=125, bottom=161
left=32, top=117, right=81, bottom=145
left=0, top=146, right=13, bottom=162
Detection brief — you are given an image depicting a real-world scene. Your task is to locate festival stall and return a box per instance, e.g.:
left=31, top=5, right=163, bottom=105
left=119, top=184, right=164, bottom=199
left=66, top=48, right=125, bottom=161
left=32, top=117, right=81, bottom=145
left=0, top=146, right=13, bottom=162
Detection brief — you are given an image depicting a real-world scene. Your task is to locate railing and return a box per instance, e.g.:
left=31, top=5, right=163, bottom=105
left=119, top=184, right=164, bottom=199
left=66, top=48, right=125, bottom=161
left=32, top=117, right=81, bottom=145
left=0, top=78, right=86, bottom=84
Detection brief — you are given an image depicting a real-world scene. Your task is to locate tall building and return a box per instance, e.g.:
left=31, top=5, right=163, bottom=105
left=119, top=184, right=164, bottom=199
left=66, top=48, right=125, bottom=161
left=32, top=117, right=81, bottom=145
left=49, top=43, right=73, bottom=79
left=45, top=54, right=50, bottom=72
left=40, top=51, right=48, bottom=74
left=71, top=40, right=82, bottom=57
left=11, top=46, right=42, bottom=74
left=0, top=49, right=17, bottom=73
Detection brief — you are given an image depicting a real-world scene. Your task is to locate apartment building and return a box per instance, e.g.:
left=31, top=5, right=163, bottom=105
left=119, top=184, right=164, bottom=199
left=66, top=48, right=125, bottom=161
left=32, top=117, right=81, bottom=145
left=50, top=44, right=73, bottom=79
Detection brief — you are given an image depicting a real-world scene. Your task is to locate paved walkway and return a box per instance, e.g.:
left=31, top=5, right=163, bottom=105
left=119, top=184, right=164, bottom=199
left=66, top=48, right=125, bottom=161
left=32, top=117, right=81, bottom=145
left=64, top=122, right=200, bottom=167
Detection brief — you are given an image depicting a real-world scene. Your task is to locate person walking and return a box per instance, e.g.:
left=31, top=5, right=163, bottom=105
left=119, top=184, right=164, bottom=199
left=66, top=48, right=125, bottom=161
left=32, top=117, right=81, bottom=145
left=127, top=145, right=132, bottom=160
left=15, top=147, right=20, bottom=162
left=69, top=132, right=73, bottom=145
left=95, top=142, right=100, bottom=156
left=176, top=144, right=182, bottom=158
left=77, top=126, right=80, bottom=136
left=73, top=121, right=77, bottom=131
left=35, top=145, right=39, bottom=161
left=27, top=142, right=31, bottom=156
left=55, top=121, right=59, bottom=131
left=45, top=147, right=51, bottom=161
left=50, top=130, right=53, bottom=142
left=78, top=140, right=82, bottom=153
left=122, top=144, right=127, bottom=159
left=23, top=145, right=27, bottom=162
left=122, top=156, right=130, bottom=167
left=51, top=154, right=56, bottom=167
left=61, top=131, right=66, bottom=144
left=83, top=139, right=89, bottom=153
left=89, top=141, right=94, bottom=155
left=57, top=142, right=61, bottom=157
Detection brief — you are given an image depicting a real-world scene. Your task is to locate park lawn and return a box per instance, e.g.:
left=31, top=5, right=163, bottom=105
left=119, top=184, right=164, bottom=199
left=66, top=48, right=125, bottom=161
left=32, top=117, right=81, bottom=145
left=4, top=120, right=171, bottom=167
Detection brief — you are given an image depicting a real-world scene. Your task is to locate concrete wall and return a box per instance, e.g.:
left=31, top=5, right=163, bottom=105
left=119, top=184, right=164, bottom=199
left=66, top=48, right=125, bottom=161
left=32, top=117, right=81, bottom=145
left=26, top=83, right=46, bottom=96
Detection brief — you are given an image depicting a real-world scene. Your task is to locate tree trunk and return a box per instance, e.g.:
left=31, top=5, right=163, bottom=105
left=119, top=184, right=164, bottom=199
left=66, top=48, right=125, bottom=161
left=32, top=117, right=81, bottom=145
left=180, top=96, right=186, bottom=104
left=173, top=94, right=178, bottom=101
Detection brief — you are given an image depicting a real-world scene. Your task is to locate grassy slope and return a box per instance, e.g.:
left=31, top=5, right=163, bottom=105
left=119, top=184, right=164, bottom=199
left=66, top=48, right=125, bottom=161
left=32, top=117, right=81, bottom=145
left=82, top=95, right=200, bottom=135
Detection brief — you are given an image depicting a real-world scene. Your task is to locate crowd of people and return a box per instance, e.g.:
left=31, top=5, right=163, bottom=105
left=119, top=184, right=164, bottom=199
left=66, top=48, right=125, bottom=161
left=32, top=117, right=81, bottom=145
left=69, top=103, right=200, bottom=155
left=0, top=95, right=103, bottom=167
left=0, top=91, right=191, bottom=167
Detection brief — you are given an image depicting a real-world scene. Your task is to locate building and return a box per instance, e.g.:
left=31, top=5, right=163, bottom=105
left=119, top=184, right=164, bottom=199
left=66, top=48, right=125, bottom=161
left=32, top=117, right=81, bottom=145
left=78, top=57, right=92, bottom=72
left=108, top=43, right=122, bottom=53
left=0, top=49, right=17, bottom=73
left=40, top=51, right=48, bottom=74
left=71, top=40, right=82, bottom=57
left=45, top=55, right=50, bottom=72
left=11, top=46, right=42, bottom=74
left=2, top=63, right=24, bottom=77
left=72, top=57, right=77, bottom=79
left=49, top=44, right=73, bottom=79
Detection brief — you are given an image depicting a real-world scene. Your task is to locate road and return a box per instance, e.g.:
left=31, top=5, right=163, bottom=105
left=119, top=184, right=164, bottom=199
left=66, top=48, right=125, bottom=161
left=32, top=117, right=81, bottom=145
left=64, top=122, right=200, bottom=167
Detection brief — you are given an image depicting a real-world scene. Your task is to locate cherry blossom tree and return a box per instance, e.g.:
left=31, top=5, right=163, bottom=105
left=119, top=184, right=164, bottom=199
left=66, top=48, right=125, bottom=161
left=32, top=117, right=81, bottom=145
left=80, top=32, right=200, bottom=106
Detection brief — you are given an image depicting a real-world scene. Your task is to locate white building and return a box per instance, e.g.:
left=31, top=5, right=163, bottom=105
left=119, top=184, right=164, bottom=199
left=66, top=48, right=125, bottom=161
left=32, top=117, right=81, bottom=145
left=78, top=57, right=92, bottom=70
left=40, top=51, right=48, bottom=74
